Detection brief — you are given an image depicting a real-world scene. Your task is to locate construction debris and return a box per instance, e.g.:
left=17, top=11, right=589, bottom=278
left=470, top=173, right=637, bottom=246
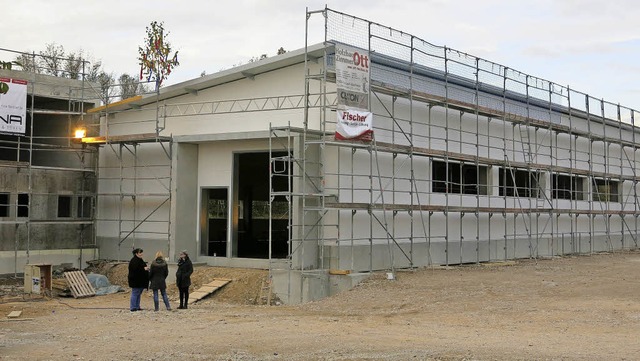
left=63, top=271, right=96, bottom=298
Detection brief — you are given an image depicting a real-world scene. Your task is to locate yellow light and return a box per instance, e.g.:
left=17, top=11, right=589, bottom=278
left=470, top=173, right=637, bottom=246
left=74, top=128, right=86, bottom=139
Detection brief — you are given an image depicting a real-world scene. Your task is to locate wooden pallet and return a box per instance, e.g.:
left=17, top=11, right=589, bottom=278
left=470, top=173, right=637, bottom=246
left=63, top=271, right=96, bottom=298
left=188, top=278, right=231, bottom=304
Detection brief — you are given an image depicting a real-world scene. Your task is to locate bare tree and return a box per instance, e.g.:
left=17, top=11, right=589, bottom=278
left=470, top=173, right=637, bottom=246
left=64, top=50, right=86, bottom=80
left=39, top=43, right=65, bottom=76
left=95, top=71, right=117, bottom=105
left=119, top=73, right=149, bottom=100
left=85, top=61, right=103, bottom=83
left=14, top=52, right=39, bottom=73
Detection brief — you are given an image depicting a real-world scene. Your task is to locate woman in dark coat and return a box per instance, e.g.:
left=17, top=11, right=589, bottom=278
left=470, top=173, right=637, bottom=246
left=128, top=248, right=149, bottom=312
left=176, top=250, right=193, bottom=309
left=149, top=251, right=171, bottom=311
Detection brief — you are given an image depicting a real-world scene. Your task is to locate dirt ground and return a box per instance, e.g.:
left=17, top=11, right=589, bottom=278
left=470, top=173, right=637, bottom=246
left=1, top=251, right=640, bottom=361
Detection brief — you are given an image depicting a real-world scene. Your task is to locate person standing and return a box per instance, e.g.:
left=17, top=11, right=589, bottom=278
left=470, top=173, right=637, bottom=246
left=149, top=251, right=172, bottom=311
left=176, top=250, right=193, bottom=309
left=128, top=248, right=149, bottom=312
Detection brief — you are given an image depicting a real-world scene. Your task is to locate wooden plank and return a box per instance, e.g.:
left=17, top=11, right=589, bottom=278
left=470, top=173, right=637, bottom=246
left=0, top=318, right=34, bottom=322
left=329, top=269, right=351, bottom=275
left=86, top=95, right=143, bottom=114
left=188, top=278, right=231, bottom=304
left=7, top=311, right=22, bottom=318
left=205, top=281, right=229, bottom=287
left=198, top=286, right=218, bottom=293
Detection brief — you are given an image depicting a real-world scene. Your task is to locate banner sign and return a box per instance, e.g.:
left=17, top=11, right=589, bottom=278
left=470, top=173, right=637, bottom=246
left=335, top=108, right=373, bottom=141
left=0, top=77, right=27, bottom=134
left=334, top=44, right=373, bottom=141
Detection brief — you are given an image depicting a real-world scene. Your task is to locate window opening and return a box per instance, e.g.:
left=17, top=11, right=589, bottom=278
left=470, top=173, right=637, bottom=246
left=499, top=168, right=540, bottom=198
left=0, top=193, right=9, bottom=217
left=17, top=193, right=29, bottom=217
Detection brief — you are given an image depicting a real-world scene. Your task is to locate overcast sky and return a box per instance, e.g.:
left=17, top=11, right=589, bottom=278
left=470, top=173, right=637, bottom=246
left=4, top=0, right=640, bottom=111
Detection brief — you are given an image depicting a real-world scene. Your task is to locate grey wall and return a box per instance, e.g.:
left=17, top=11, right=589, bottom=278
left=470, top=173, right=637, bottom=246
left=0, top=167, right=95, bottom=252
left=172, top=143, right=199, bottom=261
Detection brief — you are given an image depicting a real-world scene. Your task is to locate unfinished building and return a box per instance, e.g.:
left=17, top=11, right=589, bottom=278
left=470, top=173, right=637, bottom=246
left=0, top=49, right=100, bottom=274
left=9, top=8, right=638, bottom=303
left=88, top=8, right=640, bottom=304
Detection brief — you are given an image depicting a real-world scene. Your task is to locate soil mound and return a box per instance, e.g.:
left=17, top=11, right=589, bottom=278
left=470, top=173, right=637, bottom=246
left=85, top=260, right=270, bottom=305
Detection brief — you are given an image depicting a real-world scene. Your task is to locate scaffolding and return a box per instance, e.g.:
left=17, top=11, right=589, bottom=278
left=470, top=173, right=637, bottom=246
left=0, top=47, right=170, bottom=273
left=269, top=8, right=640, bottom=302
left=87, top=92, right=173, bottom=262
left=0, top=48, right=100, bottom=275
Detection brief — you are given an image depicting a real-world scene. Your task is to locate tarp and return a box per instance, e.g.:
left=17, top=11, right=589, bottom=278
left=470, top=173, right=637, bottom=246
left=86, top=273, right=123, bottom=296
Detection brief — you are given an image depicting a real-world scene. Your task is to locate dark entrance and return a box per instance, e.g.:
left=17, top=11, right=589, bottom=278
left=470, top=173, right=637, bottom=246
left=234, top=152, right=289, bottom=259
left=201, top=188, right=228, bottom=257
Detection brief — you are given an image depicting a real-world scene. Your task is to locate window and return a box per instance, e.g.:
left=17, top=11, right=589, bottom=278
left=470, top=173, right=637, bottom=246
left=592, top=178, right=619, bottom=202
left=77, top=196, right=92, bottom=218
left=58, top=196, right=72, bottom=218
left=499, top=168, right=540, bottom=198
left=208, top=198, right=228, bottom=219
left=0, top=193, right=8, bottom=217
left=17, top=193, right=29, bottom=217
left=432, top=160, right=488, bottom=195
left=552, top=174, right=584, bottom=200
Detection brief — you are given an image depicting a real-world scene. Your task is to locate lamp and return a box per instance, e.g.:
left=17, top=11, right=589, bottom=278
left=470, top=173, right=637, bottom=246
left=74, top=128, right=86, bottom=139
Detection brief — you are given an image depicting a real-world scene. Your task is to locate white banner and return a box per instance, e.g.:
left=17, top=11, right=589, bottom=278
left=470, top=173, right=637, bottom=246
left=336, top=108, right=373, bottom=141
left=334, top=44, right=372, bottom=141
left=334, top=44, right=370, bottom=109
left=0, top=77, right=27, bottom=134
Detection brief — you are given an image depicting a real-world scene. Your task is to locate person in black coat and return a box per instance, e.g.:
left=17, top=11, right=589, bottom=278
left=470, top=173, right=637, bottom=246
left=176, top=250, right=193, bottom=309
left=149, top=251, right=171, bottom=311
left=128, top=248, right=149, bottom=312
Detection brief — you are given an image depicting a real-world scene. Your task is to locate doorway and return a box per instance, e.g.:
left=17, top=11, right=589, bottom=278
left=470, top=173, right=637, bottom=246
left=233, top=151, right=289, bottom=259
left=200, top=188, right=228, bottom=257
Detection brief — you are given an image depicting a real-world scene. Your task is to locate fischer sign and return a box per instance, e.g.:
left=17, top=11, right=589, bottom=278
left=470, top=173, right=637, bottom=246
left=335, top=109, right=373, bottom=141
left=0, top=77, right=27, bottom=134
left=334, top=44, right=373, bottom=141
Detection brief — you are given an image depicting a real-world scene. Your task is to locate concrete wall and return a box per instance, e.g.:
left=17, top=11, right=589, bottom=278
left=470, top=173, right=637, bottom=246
left=0, top=167, right=96, bottom=271
left=0, top=248, right=99, bottom=275
left=173, top=143, right=198, bottom=260
left=0, top=69, right=99, bottom=275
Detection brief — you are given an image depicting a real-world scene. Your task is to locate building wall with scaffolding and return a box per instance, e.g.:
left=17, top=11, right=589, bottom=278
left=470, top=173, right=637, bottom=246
left=283, top=9, right=640, bottom=292
left=88, top=9, right=640, bottom=303
left=0, top=53, right=100, bottom=275
left=93, top=47, right=325, bottom=263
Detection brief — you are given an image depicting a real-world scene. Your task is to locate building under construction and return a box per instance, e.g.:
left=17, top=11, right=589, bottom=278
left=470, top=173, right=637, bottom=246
left=0, top=49, right=100, bottom=275
left=3, top=8, right=640, bottom=303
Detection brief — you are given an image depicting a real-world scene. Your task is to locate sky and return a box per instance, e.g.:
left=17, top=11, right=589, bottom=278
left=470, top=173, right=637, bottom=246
left=3, top=0, right=640, bottom=111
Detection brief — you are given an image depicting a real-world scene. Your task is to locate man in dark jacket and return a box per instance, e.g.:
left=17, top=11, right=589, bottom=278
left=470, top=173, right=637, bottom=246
left=128, top=248, right=149, bottom=311
left=176, top=250, right=193, bottom=309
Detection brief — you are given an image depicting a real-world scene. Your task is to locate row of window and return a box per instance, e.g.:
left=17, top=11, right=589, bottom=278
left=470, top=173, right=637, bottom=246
left=431, top=161, right=619, bottom=202
left=0, top=193, right=92, bottom=218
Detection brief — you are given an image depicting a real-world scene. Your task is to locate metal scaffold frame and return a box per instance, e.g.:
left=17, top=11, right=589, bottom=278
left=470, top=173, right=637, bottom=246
left=0, top=48, right=100, bottom=275
left=269, top=8, right=640, bottom=302
left=88, top=94, right=174, bottom=261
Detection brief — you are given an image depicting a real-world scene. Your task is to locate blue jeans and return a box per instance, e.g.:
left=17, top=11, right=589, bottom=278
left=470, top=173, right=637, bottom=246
left=130, top=287, right=144, bottom=311
left=152, top=288, right=171, bottom=310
